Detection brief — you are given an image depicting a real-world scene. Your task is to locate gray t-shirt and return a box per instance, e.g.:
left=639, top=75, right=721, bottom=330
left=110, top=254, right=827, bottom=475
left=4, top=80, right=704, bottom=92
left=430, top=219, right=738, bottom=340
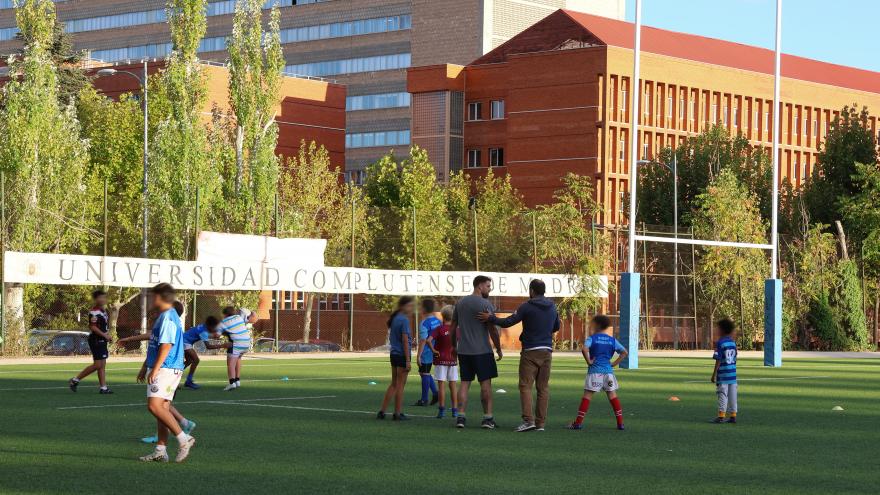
left=453, top=295, right=495, bottom=355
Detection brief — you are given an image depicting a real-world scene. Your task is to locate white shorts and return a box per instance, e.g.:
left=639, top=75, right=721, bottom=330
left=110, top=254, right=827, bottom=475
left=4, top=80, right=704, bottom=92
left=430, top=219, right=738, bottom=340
left=227, top=349, right=248, bottom=359
left=584, top=373, right=619, bottom=392
left=146, top=368, right=183, bottom=400
left=183, top=343, right=194, bottom=351
left=434, top=365, right=459, bottom=382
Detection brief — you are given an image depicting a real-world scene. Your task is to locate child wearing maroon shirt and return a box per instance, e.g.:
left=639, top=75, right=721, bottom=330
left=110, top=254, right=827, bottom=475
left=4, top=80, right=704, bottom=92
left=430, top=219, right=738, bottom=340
left=425, top=305, right=459, bottom=419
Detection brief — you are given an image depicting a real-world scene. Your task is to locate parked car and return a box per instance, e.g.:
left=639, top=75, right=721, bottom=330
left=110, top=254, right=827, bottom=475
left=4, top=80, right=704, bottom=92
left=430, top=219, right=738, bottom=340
left=40, top=331, right=91, bottom=356
left=28, top=329, right=59, bottom=353
left=255, top=338, right=342, bottom=353
left=367, top=344, right=390, bottom=353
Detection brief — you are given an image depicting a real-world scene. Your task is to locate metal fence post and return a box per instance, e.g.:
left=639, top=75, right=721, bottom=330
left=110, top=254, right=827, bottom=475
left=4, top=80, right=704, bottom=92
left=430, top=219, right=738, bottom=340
left=274, top=192, right=280, bottom=352
left=472, top=200, right=480, bottom=271
left=691, top=226, right=699, bottom=349
left=412, top=205, right=419, bottom=329
left=0, top=171, right=5, bottom=353
left=192, top=189, right=200, bottom=327
left=641, top=223, right=650, bottom=350
left=532, top=211, right=538, bottom=273
left=103, top=177, right=108, bottom=290
left=348, top=186, right=355, bottom=351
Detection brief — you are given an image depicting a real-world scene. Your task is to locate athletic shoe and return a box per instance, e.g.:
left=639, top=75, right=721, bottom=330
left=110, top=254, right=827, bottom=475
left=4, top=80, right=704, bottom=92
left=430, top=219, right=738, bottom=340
left=535, top=426, right=545, bottom=432
left=140, top=435, right=158, bottom=444
left=710, top=417, right=726, bottom=424
left=617, top=424, right=625, bottom=431
left=223, top=383, right=237, bottom=391
left=234, top=381, right=241, bottom=388
left=376, top=411, right=386, bottom=420
left=514, top=421, right=536, bottom=433
left=98, top=387, right=113, bottom=394
left=455, top=417, right=466, bottom=428
left=451, top=408, right=458, bottom=418
left=392, top=413, right=409, bottom=421
left=436, top=408, right=445, bottom=419
left=139, top=449, right=169, bottom=462
left=68, top=378, right=79, bottom=392
left=184, top=381, right=201, bottom=390
left=725, top=417, right=737, bottom=424
left=480, top=418, right=497, bottom=430
left=181, top=420, right=197, bottom=435
left=175, top=436, right=196, bottom=463
left=412, top=400, right=427, bottom=407
left=565, top=422, right=584, bottom=430
left=430, top=394, right=439, bottom=406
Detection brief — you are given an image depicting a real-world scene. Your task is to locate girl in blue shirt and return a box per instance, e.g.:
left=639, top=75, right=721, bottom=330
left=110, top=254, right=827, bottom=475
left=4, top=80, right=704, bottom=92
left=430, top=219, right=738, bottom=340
left=378, top=296, right=415, bottom=421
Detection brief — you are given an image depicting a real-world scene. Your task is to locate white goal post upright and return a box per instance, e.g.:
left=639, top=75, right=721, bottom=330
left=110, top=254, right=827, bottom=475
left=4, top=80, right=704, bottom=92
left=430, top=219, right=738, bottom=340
left=620, top=0, right=784, bottom=368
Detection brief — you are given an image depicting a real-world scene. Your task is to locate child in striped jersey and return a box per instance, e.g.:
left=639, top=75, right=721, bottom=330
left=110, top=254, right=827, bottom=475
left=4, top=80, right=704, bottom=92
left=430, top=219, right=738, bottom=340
left=218, top=306, right=252, bottom=391
left=711, top=318, right=738, bottom=424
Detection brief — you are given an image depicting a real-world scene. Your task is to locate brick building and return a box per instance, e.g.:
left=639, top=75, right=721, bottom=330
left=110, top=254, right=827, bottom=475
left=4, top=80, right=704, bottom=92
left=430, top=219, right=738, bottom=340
left=86, top=60, right=346, bottom=166
left=407, top=9, right=880, bottom=225
left=0, top=0, right=624, bottom=181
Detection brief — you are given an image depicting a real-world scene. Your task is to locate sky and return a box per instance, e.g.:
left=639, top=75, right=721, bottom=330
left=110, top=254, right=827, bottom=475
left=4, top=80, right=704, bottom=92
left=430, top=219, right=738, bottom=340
left=623, top=0, right=880, bottom=72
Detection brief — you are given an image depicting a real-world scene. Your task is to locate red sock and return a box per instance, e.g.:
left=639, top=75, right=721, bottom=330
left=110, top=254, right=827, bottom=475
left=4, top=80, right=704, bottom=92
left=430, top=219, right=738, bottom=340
left=609, top=397, right=623, bottom=426
left=574, top=397, right=591, bottom=425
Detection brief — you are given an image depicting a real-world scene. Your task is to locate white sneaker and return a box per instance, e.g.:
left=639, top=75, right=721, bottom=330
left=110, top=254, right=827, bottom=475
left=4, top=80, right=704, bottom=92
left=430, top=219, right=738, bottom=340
left=139, top=449, right=169, bottom=462
left=175, top=436, right=196, bottom=463
left=514, top=421, right=537, bottom=433
left=223, top=383, right=236, bottom=391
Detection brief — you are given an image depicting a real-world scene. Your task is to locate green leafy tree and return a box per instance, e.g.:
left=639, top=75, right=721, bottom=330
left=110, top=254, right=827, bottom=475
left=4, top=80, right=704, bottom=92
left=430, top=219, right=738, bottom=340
left=638, top=125, right=772, bottom=226
left=444, top=172, right=473, bottom=270
left=147, top=0, right=218, bottom=261
left=77, top=88, right=145, bottom=337
left=471, top=170, right=530, bottom=272
left=804, top=105, right=878, bottom=232
left=536, top=174, right=609, bottom=348
left=214, top=0, right=284, bottom=234
left=12, top=16, right=88, bottom=107
left=691, top=170, right=769, bottom=348
left=0, top=0, right=92, bottom=351
left=277, top=142, right=365, bottom=341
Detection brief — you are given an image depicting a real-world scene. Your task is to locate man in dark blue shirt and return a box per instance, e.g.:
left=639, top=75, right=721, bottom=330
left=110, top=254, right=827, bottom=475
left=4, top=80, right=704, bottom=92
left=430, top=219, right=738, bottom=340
left=479, top=279, right=560, bottom=432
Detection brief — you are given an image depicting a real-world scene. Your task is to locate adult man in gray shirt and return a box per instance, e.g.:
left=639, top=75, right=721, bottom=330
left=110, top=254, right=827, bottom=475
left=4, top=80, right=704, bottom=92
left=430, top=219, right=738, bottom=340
left=451, top=275, right=503, bottom=429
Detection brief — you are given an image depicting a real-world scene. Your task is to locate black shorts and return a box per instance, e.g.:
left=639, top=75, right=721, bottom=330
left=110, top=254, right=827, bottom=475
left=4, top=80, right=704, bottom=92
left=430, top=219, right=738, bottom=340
left=458, top=353, right=497, bottom=382
left=418, top=362, right=432, bottom=374
left=390, top=354, right=408, bottom=368
left=88, top=339, right=108, bottom=361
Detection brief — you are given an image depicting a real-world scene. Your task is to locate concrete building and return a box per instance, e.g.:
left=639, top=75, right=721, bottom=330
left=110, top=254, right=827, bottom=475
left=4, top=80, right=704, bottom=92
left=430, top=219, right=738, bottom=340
left=407, top=9, right=880, bottom=224
left=0, top=0, right=624, bottom=182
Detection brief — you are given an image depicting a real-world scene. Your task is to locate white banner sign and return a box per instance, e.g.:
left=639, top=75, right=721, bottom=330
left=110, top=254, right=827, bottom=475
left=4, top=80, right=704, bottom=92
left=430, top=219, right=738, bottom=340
left=197, top=231, right=326, bottom=267
left=3, top=252, right=607, bottom=298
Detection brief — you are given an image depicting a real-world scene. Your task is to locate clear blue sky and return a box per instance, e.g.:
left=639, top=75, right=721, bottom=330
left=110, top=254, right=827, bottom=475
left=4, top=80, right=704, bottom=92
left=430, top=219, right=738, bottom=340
left=624, top=0, right=880, bottom=72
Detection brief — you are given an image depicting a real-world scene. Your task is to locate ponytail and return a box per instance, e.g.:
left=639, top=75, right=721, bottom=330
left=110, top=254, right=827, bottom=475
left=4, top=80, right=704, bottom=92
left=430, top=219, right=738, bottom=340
left=387, top=296, right=415, bottom=328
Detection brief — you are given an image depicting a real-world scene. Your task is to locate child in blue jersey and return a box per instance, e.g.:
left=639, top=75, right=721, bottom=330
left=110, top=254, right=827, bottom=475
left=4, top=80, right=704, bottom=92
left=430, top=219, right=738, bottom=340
left=414, top=298, right=441, bottom=406
left=136, top=283, right=195, bottom=463
left=711, top=318, right=738, bottom=424
left=567, top=314, right=628, bottom=430
left=182, top=316, right=222, bottom=389
left=378, top=296, right=414, bottom=421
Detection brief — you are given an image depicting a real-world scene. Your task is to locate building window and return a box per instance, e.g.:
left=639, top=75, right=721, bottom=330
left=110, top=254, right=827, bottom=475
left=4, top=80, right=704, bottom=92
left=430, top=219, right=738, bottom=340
left=733, top=107, right=739, bottom=127
left=346, top=92, right=411, bottom=111
left=679, top=97, right=685, bottom=119
left=643, top=88, right=650, bottom=116
left=467, top=149, right=481, bottom=168
left=722, top=105, right=728, bottom=127
left=711, top=103, right=718, bottom=124
left=804, top=118, right=809, bottom=136
left=813, top=119, right=818, bottom=137
left=347, top=170, right=366, bottom=185
left=689, top=100, right=695, bottom=121
left=285, top=52, right=411, bottom=77
left=490, top=100, right=505, bottom=120
left=345, top=130, right=410, bottom=149
left=667, top=96, right=673, bottom=119
left=641, top=142, right=649, bottom=160
left=467, top=102, right=482, bottom=121
left=620, top=90, right=627, bottom=118
left=489, top=148, right=504, bottom=167
left=618, top=139, right=625, bottom=161
left=764, top=112, right=769, bottom=132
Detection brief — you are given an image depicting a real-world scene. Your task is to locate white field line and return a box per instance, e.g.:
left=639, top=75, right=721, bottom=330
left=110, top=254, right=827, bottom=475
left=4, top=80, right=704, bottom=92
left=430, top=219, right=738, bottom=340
left=57, top=395, right=336, bottom=410
left=0, top=375, right=383, bottom=392
left=683, top=375, right=831, bottom=383
left=220, top=401, right=437, bottom=418
left=0, top=360, right=388, bottom=375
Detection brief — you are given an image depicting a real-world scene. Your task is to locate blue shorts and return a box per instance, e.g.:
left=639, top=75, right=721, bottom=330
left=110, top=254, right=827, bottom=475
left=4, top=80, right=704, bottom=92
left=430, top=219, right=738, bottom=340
left=390, top=354, right=407, bottom=368
left=458, top=353, right=497, bottom=382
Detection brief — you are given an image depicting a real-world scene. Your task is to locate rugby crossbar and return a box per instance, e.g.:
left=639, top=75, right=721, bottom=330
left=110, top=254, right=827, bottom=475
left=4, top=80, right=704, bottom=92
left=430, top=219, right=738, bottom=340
left=634, top=235, right=773, bottom=251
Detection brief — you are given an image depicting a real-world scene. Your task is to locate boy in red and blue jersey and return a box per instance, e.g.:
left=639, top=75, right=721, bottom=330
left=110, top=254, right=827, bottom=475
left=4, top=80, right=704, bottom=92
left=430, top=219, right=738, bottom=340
left=567, top=314, right=627, bottom=431
left=414, top=299, right=441, bottom=406
left=711, top=318, right=738, bottom=424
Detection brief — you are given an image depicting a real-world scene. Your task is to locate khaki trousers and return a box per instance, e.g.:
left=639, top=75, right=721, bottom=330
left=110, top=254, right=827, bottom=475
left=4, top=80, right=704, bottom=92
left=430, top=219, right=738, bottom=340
left=519, top=349, right=552, bottom=427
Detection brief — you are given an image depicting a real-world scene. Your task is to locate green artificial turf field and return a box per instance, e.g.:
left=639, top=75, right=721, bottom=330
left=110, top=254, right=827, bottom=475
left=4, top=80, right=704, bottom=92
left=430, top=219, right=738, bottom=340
left=0, top=355, right=876, bottom=494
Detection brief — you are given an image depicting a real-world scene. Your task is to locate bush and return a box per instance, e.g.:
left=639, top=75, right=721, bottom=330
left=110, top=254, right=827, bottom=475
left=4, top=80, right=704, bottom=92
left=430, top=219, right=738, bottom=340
left=832, top=260, right=870, bottom=350
left=807, top=291, right=842, bottom=351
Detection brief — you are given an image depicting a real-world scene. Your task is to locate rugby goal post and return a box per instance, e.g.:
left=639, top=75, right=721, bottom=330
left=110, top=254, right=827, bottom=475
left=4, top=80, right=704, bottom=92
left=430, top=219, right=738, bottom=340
left=620, top=0, right=783, bottom=369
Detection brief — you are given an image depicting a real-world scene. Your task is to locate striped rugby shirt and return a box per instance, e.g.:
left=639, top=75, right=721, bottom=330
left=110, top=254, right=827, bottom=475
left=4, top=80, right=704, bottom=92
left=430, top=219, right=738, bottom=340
left=218, top=314, right=251, bottom=354
left=713, top=336, right=737, bottom=384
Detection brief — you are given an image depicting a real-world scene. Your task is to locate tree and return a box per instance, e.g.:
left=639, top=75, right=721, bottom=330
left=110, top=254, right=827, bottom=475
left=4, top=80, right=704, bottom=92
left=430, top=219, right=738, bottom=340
left=277, top=142, right=362, bottom=341
left=13, top=17, right=88, bottom=107
left=214, top=0, right=284, bottom=234
left=444, top=172, right=473, bottom=270
left=0, top=0, right=92, bottom=351
left=77, top=88, right=145, bottom=337
left=536, top=174, right=609, bottom=348
left=691, top=170, right=769, bottom=348
left=638, top=125, right=772, bottom=227
left=470, top=170, right=530, bottom=272
left=804, top=105, right=878, bottom=231
left=147, top=0, right=218, bottom=261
